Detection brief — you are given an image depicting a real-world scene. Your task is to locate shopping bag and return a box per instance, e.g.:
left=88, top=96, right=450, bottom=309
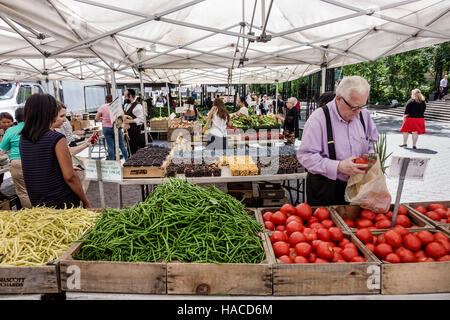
left=345, top=154, right=392, bottom=213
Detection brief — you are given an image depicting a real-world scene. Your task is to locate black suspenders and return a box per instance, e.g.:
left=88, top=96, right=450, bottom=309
left=322, top=105, right=367, bottom=161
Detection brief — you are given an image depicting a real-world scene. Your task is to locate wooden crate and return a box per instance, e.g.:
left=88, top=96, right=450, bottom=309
left=258, top=186, right=285, bottom=199
left=122, top=155, right=170, bottom=179
left=261, top=197, right=288, bottom=207
left=379, top=229, right=450, bottom=295
left=166, top=209, right=274, bottom=296
left=227, top=182, right=252, bottom=190
left=404, top=201, right=450, bottom=230
left=150, top=119, right=168, bottom=130
left=331, top=204, right=434, bottom=233
left=58, top=242, right=166, bottom=294
left=228, top=189, right=253, bottom=200
left=0, top=263, right=60, bottom=294
left=258, top=182, right=282, bottom=190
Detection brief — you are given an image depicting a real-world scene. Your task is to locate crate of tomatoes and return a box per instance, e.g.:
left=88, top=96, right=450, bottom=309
left=355, top=227, right=450, bottom=294
left=404, top=201, right=450, bottom=231
left=331, top=204, right=434, bottom=234
left=257, top=203, right=381, bottom=295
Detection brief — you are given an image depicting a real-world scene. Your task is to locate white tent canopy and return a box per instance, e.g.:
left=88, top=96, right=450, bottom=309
left=0, top=0, right=449, bottom=84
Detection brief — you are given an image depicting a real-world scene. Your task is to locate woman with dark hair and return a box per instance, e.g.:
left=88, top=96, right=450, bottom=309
left=182, top=96, right=201, bottom=121
left=19, top=94, right=90, bottom=208
left=318, top=91, right=336, bottom=108
left=206, top=98, right=232, bottom=151
left=399, top=89, right=426, bottom=149
left=231, top=96, right=249, bottom=117
left=0, top=107, right=31, bottom=207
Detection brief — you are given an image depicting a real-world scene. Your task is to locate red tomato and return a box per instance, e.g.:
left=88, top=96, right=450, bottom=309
left=386, top=211, right=393, bottom=220
left=313, top=207, right=330, bottom=221
left=289, top=247, right=297, bottom=258
left=392, top=225, right=409, bottom=237
left=333, top=247, right=343, bottom=254
left=342, top=248, right=359, bottom=262
left=338, top=238, right=351, bottom=248
left=425, top=241, right=447, bottom=259
left=356, top=228, right=373, bottom=244
left=294, top=256, right=309, bottom=263
left=272, top=241, right=290, bottom=257
left=286, top=221, right=303, bottom=235
left=414, top=206, right=427, bottom=214
left=434, top=207, right=447, bottom=218
left=331, top=251, right=344, bottom=262
left=375, top=219, right=391, bottom=229
left=385, top=253, right=401, bottom=263
left=262, top=211, right=273, bottom=222
left=436, top=239, right=450, bottom=254
left=271, top=211, right=287, bottom=225
left=415, top=250, right=427, bottom=259
left=428, top=203, right=446, bottom=211
left=425, top=211, right=440, bottom=221
left=321, top=219, right=334, bottom=229
left=434, top=232, right=449, bottom=242
left=264, top=221, right=275, bottom=230
left=310, top=222, right=323, bottom=230
left=295, top=242, right=312, bottom=257
left=303, top=229, right=318, bottom=243
left=403, top=234, right=422, bottom=252
left=365, top=243, right=376, bottom=253
left=329, top=227, right=344, bottom=242
left=286, top=215, right=302, bottom=225
left=360, top=209, right=376, bottom=221
left=275, top=225, right=286, bottom=232
left=344, top=218, right=356, bottom=228
left=375, top=243, right=394, bottom=260
left=295, top=203, right=312, bottom=221
left=307, top=217, right=320, bottom=226
left=311, top=239, right=322, bottom=250
left=356, top=218, right=373, bottom=229
left=437, top=255, right=450, bottom=262
left=317, top=228, right=331, bottom=241
left=398, top=248, right=416, bottom=263
left=417, top=257, right=429, bottom=263
left=278, top=255, right=293, bottom=264
left=377, top=234, right=387, bottom=244
left=270, top=230, right=287, bottom=244
left=280, top=204, right=296, bottom=216
left=316, top=241, right=334, bottom=260
left=344, top=243, right=357, bottom=251
left=384, top=230, right=403, bottom=248
left=314, top=258, right=329, bottom=263
left=351, top=256, right=366, bottom=262
left=416, top=231, right=434, bottom=246
left=288, top=232, right=307, bottom=247
left=375, top=213, right=388, bottom=222
left=308, top=252, right=317, bottom=263
left=395, top=215, right=411, bottom=228
left=353, top=157, right=368, bottom=170
left=398, top=205, right=408, bottom=215
left=440, top=219, right=448, bottom=223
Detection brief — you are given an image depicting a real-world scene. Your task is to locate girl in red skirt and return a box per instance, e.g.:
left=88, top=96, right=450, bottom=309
left=399, top=89, right=426, bottom=149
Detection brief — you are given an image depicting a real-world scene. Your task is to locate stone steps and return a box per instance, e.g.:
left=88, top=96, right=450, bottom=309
left=376, top=100, right=450, bottom=123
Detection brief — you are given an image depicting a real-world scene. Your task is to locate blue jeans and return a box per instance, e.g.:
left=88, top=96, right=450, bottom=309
left=103, top=127, right=129, bottom=160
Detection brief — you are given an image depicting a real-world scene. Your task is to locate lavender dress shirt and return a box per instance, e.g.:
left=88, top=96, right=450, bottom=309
left=297, top=99, right=379, bottom=182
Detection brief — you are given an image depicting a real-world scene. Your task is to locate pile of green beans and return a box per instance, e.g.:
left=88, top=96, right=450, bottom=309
left=75, top=178, right=265, bottom=264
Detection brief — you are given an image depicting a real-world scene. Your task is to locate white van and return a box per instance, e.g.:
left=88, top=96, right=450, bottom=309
left=0, top=82, right=46, bottom=119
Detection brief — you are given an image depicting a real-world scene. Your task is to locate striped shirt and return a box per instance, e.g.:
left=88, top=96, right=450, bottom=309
left=20, top=130, right=76, bottom=207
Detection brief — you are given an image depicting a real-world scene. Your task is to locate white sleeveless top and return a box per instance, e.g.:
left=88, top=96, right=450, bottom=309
left=209, top=112, right=227, bottom=137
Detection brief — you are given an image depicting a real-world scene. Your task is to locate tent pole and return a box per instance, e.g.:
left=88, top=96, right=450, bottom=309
left=111, top=70, right=123, bottom=208
left=166, top=82, right=170, bottom=117
left=275, top=80, right=279, bottom=114
left=139, top=70, right=148, bottom=145
left=321, top=66, right=326, bottom=94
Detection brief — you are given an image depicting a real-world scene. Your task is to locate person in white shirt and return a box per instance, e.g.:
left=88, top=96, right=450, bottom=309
left=206, top=98, right=232, bottom=152
left=439, top=75, right=448, bottom=100
left=231, top=96, right=249, bottom=117
left=123, top=89, right=146, bottom=155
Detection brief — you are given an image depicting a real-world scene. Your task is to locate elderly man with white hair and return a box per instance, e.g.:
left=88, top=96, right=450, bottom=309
left=297, top=76, right=379, bottom=206
left=276, top=97, right=299, bottom=144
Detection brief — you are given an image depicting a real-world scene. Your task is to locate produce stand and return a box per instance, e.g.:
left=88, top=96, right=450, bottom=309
left=404, top=201, right=450, bottom=231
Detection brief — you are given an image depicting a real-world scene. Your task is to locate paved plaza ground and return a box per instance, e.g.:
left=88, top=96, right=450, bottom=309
left=1, top=112, right=449, bottom=208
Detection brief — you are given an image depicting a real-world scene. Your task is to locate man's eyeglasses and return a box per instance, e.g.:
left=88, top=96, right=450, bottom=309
left=341, top=96, right=367, bottom=111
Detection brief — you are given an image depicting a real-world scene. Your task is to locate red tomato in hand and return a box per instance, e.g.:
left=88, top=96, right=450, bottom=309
left=280, top=204, right=296, bottom=216
left=264, top=221, right=275, bottom=230
left=425, top=241, right=447, bottom=259
left=271, top=211, right=287, bottom=225
left=313, top=207, right=330, bottom=221
left=316, top=242, right=334, bottom=260
left=295, top=242, right=312, bottom=257
left=273, top=241, right=290, bottom=257
left=329, top=227, right=344, bottom=242
left=262, top=212, right=273, bottom=222
left=356, top=228, right=373, bottom=244
left=353, top=157, right=368, bottom=170
left=295, top=203, right=312, bottom=221
left=288, top=232, right=307, bottom=247
left=384, top=230, right=403, bottom=248
left=375, top=243, right=393, bottom=260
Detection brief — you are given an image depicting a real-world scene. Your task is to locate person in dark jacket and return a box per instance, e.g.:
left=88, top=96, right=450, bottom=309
left=399, top=89, right=426, bottom=149
left=277, top=97, right=299, bottom=144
